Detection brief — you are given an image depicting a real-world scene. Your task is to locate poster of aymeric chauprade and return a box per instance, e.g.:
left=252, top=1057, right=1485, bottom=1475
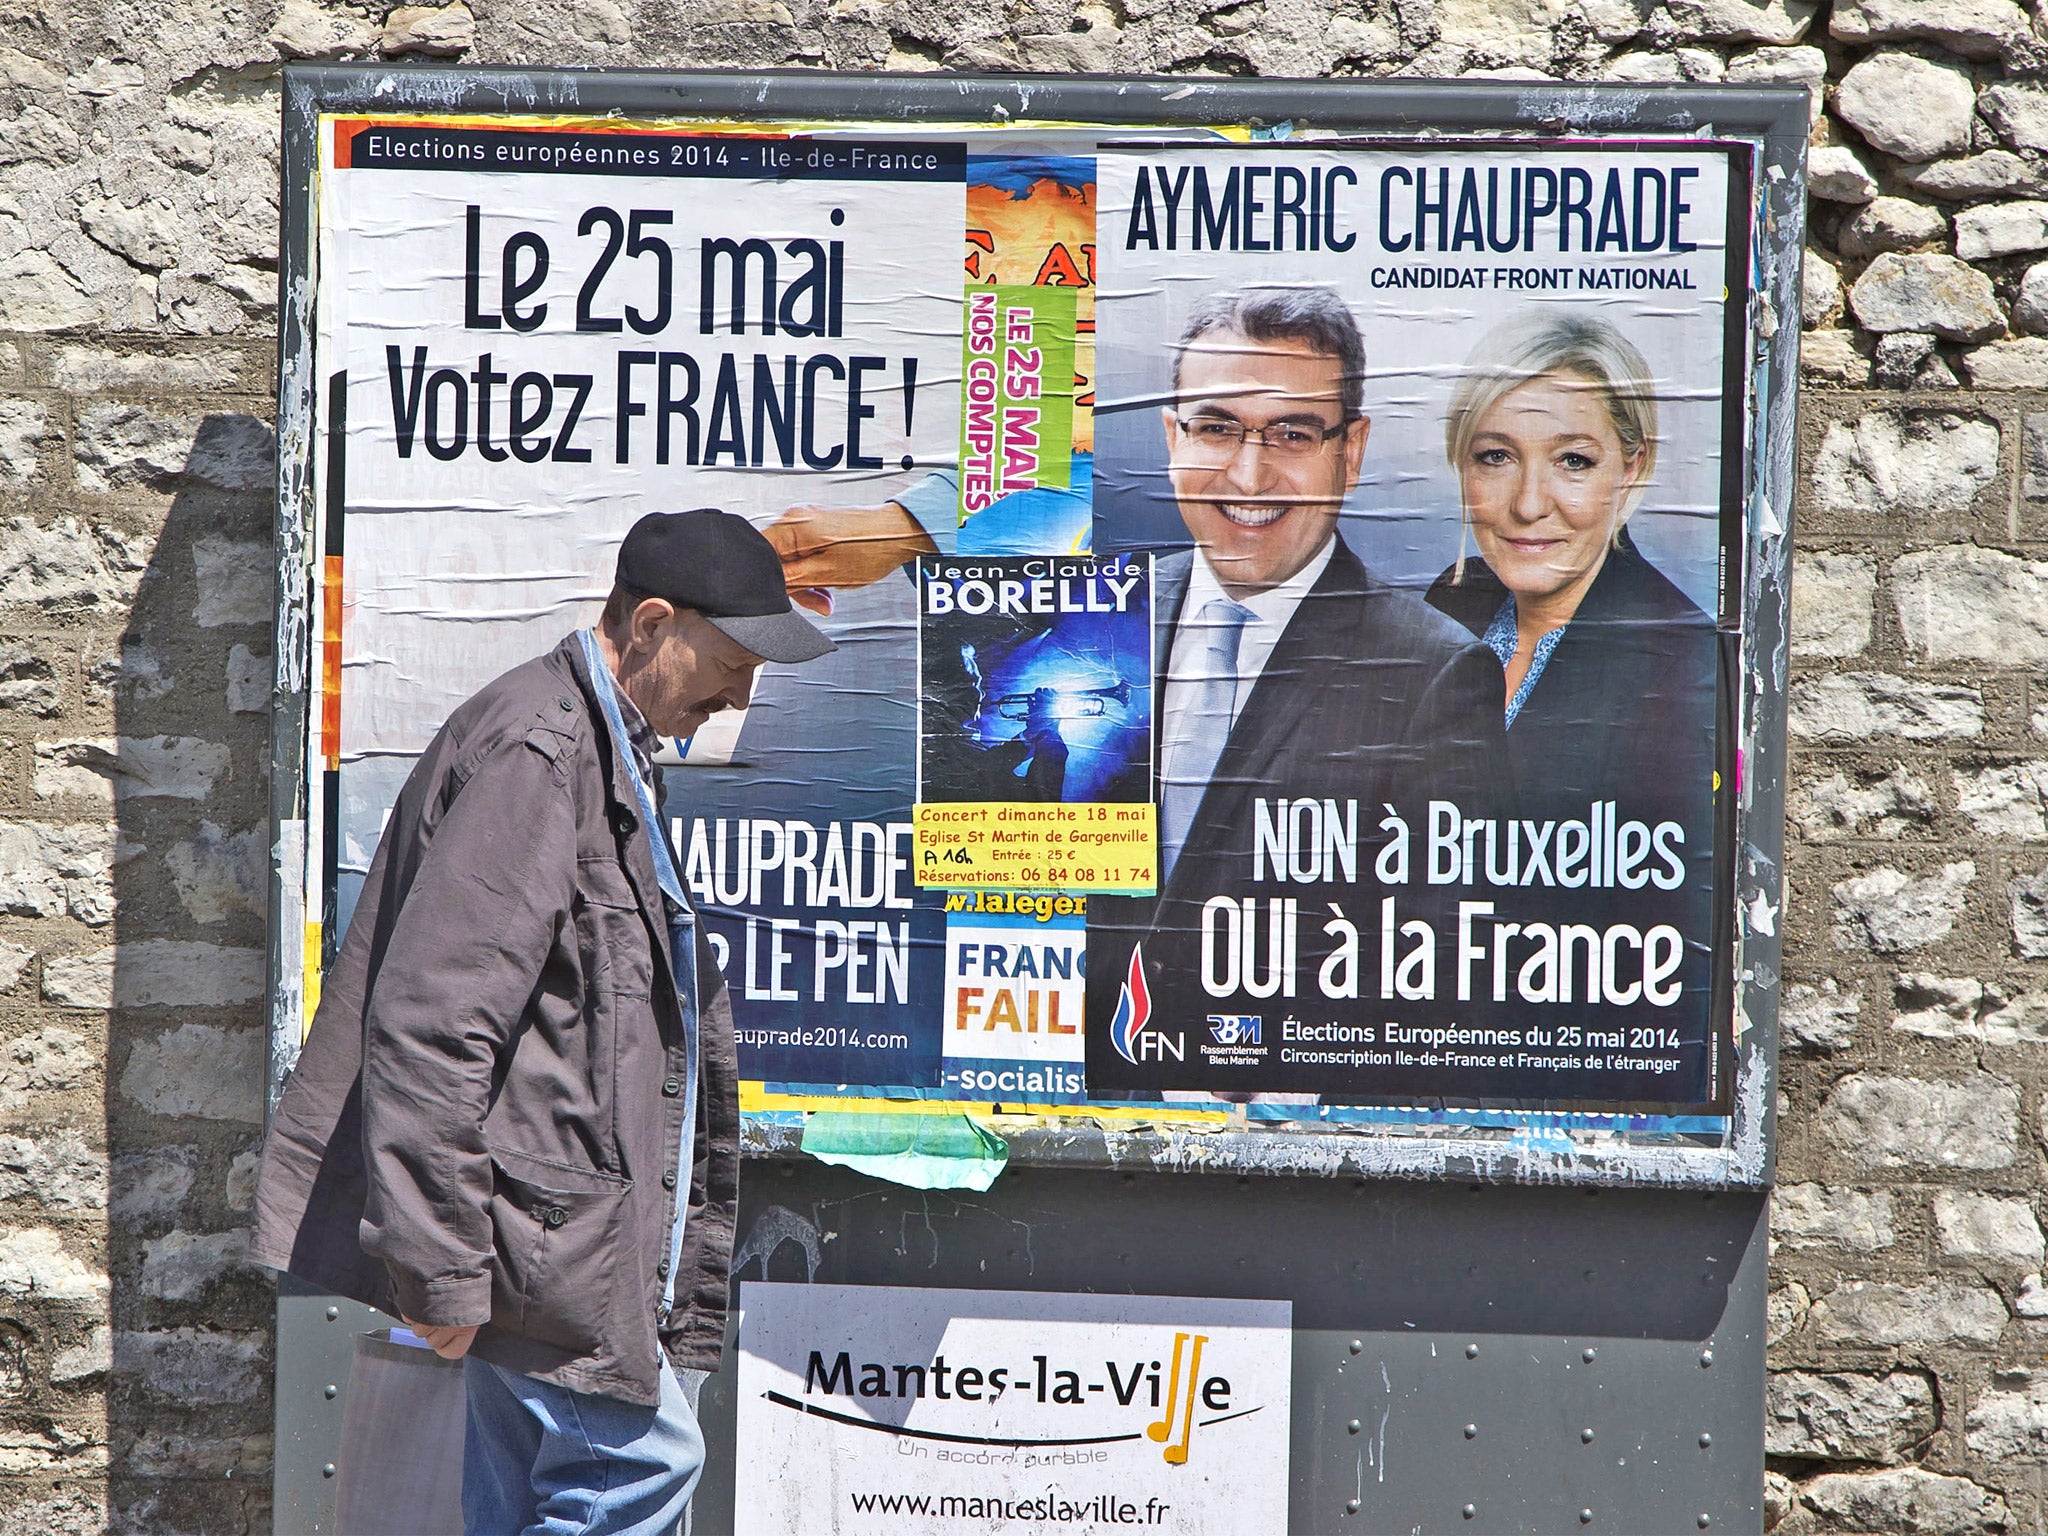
left=302, top=115, right=1746, bottom=1122
left=1082, top=144, right=1744, bottom=1111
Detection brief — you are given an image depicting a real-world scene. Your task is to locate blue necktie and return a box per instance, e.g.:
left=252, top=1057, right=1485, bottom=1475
left=1160, top=598, right=1252, bottom=880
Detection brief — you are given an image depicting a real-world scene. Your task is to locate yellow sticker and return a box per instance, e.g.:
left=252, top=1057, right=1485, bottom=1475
left=914, top=801, right=1156, bottom=895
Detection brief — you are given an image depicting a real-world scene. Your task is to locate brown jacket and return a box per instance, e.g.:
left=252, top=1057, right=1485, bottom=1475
left=251, top=634, right=739, bottom=1406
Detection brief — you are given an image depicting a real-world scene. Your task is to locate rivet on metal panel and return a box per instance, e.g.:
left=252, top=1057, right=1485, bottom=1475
left=1463, top=1424, right=1477, bottom=1439
left=1580, top=1510, right=1594, bottom=1525
left=1581, top=1348, right=1596, bottom=1363
left=1347, top=1499, right=1361, bottom=1514
left=1348, top=1419, right=1362, bottom=1434
left=324, top=1384, right=337, bottom=1399
left=325, top=1306, right=338, bottom=1321
left=1581, top=1429, right=1595, bottom=1444
left=1700, top=1349, right=1714, bottom=1368
left=1699, top=1432, right=1712, bottom=1448
left=1465, top=1344, right=1479, bottom=1359
left=322, top=1464, right=336, bottom=1478
left=1348, top=1339, right=1362, bottom=1354
left=1463, top=1503, right=1477, bottom=1519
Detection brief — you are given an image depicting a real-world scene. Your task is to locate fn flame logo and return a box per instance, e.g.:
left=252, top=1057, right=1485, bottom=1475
left=1111, top=944, right=1185, bottom=1065
left=1147, top=1331, right=1210, bottom=1464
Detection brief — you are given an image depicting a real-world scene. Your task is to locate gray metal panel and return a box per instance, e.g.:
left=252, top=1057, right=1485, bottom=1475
left=273, top=1277, right=402, bottom=1533
left=274, top=1171, right=1765, bottom=1533
left=264, top=54, right=319, bottom=1116
left=278, top=62, right=1805, bottom=135
left=712, top=1163, right=1767, bottom=1533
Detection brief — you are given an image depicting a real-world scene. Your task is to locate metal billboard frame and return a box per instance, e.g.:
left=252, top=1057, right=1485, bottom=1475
left=268, top=66, right=1807, bottom=1193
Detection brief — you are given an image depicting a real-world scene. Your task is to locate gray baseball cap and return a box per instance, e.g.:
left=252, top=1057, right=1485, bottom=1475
left=615, top=510, right=835, bottom=664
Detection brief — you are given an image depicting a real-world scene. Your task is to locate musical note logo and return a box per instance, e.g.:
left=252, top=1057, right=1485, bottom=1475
left=1145, top=1330, right=1210, bottom=1465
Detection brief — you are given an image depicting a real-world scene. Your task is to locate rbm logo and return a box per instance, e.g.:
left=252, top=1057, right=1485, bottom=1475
left=1207, top=1015, right=1261, bottom=1046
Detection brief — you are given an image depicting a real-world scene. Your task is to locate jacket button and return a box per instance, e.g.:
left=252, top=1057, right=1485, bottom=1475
left=613, top=808, right=637, bottom=835
left=544, top=1207, right=566, bottom=1229
left=657, top=1259, right=671, bottom=1279
left=662, top=1076, right=682, bottom=1097
left=558, top=696, right=574, bottom=712
left=661, top=1170, right=678, bottom=1190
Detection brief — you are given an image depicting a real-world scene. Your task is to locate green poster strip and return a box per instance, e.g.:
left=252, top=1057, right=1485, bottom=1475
left=958, top=284, right=1077, bottom=526
left=799, top=1112, right=1010, bottom=1191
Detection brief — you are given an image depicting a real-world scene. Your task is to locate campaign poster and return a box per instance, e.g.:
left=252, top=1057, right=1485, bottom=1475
left=1083, top=144, right=1743, bottom=1111
left=303, top=115, right=1746, bottom=1121
left=735, top=1283, right=1292, bottom=1536
left=307, top=122, right=1113, bottom=1097
left=311, top=117, right=967, bottom=1089
left=914, top=552, right=1156, bottom=893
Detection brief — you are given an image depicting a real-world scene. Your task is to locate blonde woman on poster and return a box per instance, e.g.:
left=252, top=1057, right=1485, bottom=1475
left=1425, top=310, right=1716, bottom=792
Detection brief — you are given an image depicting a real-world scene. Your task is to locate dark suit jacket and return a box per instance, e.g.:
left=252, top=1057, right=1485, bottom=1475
left=1086, top=538, right=1500, bottom=1086
left=1424, top=525, right=1718, bottom=832
left=1425, top=528, right=1724, bottom=1099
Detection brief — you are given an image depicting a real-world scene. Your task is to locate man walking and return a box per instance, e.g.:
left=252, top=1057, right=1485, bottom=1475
left=252, top=511, right=834, bottom=1534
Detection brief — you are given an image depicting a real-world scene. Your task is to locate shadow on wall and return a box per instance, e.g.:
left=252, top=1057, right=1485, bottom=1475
left=78, top=410, right=278, bottom=1532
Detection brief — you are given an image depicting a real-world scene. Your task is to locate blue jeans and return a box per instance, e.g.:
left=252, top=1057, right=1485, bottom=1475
left=462, top=1356, right=704, bottom=1536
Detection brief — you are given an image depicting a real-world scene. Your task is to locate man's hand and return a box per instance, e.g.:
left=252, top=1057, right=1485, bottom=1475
left=765, top=502, right=938, bottom=613
left=402, top=1316, right=480, bottom=1360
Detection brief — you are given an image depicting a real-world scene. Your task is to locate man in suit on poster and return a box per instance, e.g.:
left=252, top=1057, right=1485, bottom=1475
left=740, top=286, right=1499, bottom=1094
left=1084, top=285, right=1501, bottom=1087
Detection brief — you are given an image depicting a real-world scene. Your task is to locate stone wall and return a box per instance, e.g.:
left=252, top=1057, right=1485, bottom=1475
left=0, top=0, right=2042, bottom=1531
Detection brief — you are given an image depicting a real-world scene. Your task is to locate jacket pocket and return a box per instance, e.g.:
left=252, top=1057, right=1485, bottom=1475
left=575, top=860, right=655, bottom=1001
left=486, top=1145, right=624, bottom=1355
